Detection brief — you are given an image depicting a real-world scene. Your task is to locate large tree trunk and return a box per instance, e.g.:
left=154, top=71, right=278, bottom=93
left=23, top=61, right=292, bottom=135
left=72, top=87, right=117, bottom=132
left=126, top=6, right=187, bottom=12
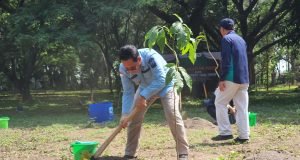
left=248, top=50, right=256, bottom=85
left=271, top=71, right=276, bottom=86
left=20, top=50, right=36, bottom=102
left=20, top=82, right=32, bottom=101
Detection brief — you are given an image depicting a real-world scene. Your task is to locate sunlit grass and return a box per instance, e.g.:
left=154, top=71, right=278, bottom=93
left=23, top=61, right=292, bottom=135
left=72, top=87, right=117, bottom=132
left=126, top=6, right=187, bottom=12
left=0, top=87, right=300, bottom=159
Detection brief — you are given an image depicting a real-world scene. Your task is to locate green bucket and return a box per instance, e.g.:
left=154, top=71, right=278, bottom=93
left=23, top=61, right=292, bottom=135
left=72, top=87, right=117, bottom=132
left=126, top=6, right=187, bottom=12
left=249, top=112, right=257, bottom=127
left=0, top=117, right=10, bottom=129
left=70, top=141, right=99, bottom=160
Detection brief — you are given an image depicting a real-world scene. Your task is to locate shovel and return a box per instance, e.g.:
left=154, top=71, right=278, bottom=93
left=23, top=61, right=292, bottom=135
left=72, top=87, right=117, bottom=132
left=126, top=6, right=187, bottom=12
left=91, top=125, right=123, bottom=159
left=91, top=106, right=140, bottom=159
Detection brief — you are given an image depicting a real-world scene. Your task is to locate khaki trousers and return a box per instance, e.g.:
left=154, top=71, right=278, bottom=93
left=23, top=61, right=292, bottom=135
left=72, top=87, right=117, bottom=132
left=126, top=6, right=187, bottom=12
left=125, top=88, right=189, bottom=156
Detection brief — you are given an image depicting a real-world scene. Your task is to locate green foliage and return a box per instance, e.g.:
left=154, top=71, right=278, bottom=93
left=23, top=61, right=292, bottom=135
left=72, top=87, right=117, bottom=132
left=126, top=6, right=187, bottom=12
left=0, top=0, right=81, bottom=91
left=144, top=14, right=207, bottom=93
left=165, top=63, right=176, bottom=85
left=174, top=69, right=184, bottom=93
left=178, top=67, right=192, bottom=92
left=145, top=26, right=160, bottom=49
left=0, top=0, right=162, bottom=94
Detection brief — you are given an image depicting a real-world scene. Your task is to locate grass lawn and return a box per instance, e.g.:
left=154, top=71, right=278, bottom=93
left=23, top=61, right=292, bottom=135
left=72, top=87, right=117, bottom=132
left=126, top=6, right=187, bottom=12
left=0, top=86, right=300, bottom=160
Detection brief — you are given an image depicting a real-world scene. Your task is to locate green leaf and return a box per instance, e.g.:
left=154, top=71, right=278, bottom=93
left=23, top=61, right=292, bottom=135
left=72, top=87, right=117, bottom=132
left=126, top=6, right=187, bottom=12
left=148, top=27, right=159, bottom=49
left=173, top=13, right=183, bottom=23
left=182, top=42, right=192, bottom=55
left=174, top=70, right=184, bottom=94
left=178, top=66, right=192, bottom=92
left=157, top=29, right=166, bottom=52
left=184, top=26, right=191, bottom=43
left=170, top=22, right=189, bottom=50
left=188, top=37, right=200, bottom=64
left=144, top=26, right=159, bottom=49
left=162, top=26, right=171, bottom=35
left=165, top=67, right=176, bottom=85
left=176, top=30, right=188, bottom=50
left=188, top=45, right=196, bottom=64
left=183, top=24, right=193, bottom=36
left=165, top=63, right=176, bottom=68
left=170, top=21, right=183, bottom=35
left=196, top=34, right=206, bottom=42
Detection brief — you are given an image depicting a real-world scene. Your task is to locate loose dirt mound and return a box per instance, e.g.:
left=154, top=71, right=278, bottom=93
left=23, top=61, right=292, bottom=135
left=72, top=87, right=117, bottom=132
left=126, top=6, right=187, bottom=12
left=184, top=117, right=217, bottom=130
left=245, top=151, right=299, bottom=160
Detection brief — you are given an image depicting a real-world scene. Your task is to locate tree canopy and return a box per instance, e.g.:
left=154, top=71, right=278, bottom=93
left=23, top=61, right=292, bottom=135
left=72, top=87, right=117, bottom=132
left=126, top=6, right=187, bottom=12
left=0, top=0, right=299, bottom=101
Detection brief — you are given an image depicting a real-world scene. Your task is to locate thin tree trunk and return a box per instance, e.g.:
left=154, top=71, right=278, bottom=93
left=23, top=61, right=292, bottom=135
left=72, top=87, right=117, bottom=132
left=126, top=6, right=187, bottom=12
left=248, top=50, right=256, bottom=85
left=261, top=70, right=264, bottom=85
left=90, top=86, right=94, bottom=102
left=108, top=68, right=113, bottom=93
left=266, top=54, right=269, bottom=91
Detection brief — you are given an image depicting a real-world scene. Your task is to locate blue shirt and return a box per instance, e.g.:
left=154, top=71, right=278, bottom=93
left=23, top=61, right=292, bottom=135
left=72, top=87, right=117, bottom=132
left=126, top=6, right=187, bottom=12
left=119, top=48, right=174, bottom=115
left=220, top=31, right=249, bottom=84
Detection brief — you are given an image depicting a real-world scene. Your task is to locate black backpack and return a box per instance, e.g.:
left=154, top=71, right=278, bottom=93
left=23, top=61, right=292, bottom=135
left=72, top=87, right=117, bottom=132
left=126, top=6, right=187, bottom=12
left=204, top=96, right=236, bottom=124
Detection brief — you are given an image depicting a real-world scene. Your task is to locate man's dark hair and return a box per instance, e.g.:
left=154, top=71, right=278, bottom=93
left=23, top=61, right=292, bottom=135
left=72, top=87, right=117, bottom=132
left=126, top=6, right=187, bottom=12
left=119, top=45, right=139, bottom=62
left=219, top=18, right=234, bottom=30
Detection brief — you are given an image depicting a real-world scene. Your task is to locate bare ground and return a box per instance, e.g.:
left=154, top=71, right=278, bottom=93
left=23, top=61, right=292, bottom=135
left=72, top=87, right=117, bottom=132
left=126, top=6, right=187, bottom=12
left=1, top=117, right=299, bottom=160
left=93, top=117, right=300, bottom=160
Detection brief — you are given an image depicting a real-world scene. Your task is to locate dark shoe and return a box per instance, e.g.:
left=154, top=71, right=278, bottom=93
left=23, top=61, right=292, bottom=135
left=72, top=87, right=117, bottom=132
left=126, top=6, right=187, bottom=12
left=212, top=120, right=218, bottom=126
left=234, top=137, right=249, bottom=143
left=90, top=156, right=96, bottom=160
left=211, top=135, right=233, bottom=141
left=123, top=155, right=137, bottom=160
left=178, top=154, right=188, bottom=160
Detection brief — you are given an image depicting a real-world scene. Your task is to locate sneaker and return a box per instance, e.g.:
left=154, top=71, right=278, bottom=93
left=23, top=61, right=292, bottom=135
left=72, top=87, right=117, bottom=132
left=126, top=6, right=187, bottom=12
left=178, top=154, right=188, bottom=160
left=123, top=155, right=137, bottom=160
left=234, top=137, right=249, bottom=143
left=211, top=135, right=233, bottom=141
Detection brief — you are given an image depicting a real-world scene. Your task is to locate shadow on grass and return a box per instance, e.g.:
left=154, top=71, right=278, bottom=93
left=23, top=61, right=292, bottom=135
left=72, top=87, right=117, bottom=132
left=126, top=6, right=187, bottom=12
left=1, top=89, right=299, bottom=129
left=249, top=90, right=300, bottom=106
left=4, top=110, right=122, bottom=129
left=0, top=90, right=123, bottom=128
left=96, top=156, right=124, bottom=160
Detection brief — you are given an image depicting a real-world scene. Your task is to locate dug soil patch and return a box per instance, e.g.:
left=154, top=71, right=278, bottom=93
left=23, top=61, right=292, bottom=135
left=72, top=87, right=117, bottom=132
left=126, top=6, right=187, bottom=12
left=184, top=117, right=217, bottom=130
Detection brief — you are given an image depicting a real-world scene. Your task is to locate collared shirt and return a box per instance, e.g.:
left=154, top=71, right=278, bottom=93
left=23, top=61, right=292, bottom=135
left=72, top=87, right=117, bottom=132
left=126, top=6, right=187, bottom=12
left=119, top=48, right=174, bottom=115
left=220, top=30, right=249, bottom=84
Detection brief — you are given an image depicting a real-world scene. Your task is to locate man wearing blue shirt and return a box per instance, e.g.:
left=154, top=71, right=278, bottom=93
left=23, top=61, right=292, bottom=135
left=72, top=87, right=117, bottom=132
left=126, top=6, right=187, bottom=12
left=118, top=45, right=189, bottom=160
left=212, top=18, right=250, bottom=143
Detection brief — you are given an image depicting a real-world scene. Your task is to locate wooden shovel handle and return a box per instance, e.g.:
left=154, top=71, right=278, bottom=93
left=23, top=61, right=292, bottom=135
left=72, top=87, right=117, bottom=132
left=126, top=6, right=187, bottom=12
left=93, top=105, right=141, bottom=158
left=203, top=83, right=208, bottom=99
left=93, top=125, right=123, bottom=158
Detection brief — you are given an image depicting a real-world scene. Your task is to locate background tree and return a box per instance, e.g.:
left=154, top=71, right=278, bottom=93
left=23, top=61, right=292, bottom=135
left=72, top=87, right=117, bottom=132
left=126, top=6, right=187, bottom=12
left=136, top=0, right=299, bottom=84
left=69, top=0, right=162, bottom=94
left=0, top=0, right=163, bottom=101
left=0, top=0, right=299, bottom=101
left=0, top=0, right=79, bottom=101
